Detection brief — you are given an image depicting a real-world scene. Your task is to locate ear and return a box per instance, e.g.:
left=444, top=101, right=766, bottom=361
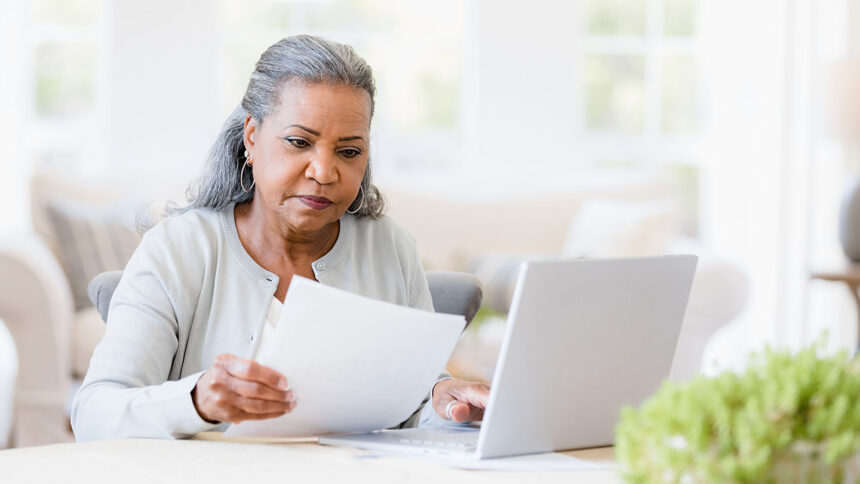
left=243, top=115, right=258, bottom=156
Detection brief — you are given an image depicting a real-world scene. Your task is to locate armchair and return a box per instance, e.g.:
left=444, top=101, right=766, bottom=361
left=0, top=234, right=75, bottom=447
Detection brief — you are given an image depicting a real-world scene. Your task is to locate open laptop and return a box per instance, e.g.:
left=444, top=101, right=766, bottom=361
left=320, top=255, right=698, bottom=459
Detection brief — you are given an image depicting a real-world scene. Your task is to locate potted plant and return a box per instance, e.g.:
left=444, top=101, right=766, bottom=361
left=616, top=346, right=860, bottom=483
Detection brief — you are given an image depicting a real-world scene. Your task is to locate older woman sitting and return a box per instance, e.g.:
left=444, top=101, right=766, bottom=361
left=71, top=35, right=489, bottom=441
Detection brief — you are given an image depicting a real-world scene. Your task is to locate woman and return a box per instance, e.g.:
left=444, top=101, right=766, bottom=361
left=71, top=35, right=489, bottom=441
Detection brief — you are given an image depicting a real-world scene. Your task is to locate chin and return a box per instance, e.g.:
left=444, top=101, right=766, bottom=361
left=282, top=204, right=340, bottom=230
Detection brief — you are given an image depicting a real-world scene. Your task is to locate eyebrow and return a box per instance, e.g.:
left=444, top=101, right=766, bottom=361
left=286, top=124, right=365, bottom=142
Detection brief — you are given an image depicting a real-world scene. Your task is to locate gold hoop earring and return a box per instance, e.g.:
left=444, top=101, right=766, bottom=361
left=240, top=159, right=255, bottom=193
left=347, top=185, right=365, bottom=214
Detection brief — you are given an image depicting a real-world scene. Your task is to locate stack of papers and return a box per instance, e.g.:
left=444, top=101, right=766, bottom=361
left=225, top=276, right=466, bottom=438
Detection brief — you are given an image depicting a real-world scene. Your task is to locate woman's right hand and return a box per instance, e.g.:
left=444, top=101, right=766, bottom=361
left=191, top=353, right=296, bottom=424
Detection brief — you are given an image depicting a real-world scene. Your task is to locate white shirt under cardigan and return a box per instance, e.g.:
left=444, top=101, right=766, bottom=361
left=71, top=203, right=449, bottom=442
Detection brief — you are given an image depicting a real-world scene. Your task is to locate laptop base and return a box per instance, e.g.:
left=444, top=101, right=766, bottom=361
left=320, top=426, right=480, bottom=458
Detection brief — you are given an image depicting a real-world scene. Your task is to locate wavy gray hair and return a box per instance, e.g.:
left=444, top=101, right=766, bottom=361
left=176, top=34, right=384, bottom=218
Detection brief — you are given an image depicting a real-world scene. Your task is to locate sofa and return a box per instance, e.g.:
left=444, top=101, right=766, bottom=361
left=0, top=169, right=747, bottom=447
left=0, top=172, right=182, bottom=447
left=0, top=232, right=76, bottom=447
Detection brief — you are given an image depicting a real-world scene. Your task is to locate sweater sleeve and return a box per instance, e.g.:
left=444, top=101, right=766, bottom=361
left=70, top=227, right=219, bottom=441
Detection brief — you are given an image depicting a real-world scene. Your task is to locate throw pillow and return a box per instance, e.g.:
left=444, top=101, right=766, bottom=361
left=561, top=197, right=680, bottom=258
left=44, top=199, right=142, bottom=311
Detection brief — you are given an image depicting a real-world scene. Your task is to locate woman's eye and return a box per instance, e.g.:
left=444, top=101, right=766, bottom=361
left=286, top=138, right=309, bottom=148
left=340, top=148, right=361, bottom=158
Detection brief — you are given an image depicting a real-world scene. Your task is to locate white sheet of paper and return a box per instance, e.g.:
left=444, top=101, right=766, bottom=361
left=225, top=276, right=466, bottom=438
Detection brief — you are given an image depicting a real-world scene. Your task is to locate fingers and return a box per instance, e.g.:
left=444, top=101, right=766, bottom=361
left=222, top=401, right=295, bottom=423
left=449, top=381, right=491, bottom=408
left=215, top=354, right=289, bottom=391
left=432, top=379, right=491, bottom=423
left=230, top=378, right=293, bottom=403
left=196, top=383, right=296, bottom=424
left=193, top=354, right=297, bottom=424
left=208, top=362, right=293, bottom=402
left=229, top=392, right=295, bottom=416
left=449, top=401, right=485, bottom=423
left=448, top=401, right=470, bottom=422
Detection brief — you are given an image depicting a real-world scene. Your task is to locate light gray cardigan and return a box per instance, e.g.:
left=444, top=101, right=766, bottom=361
left=71, top=204, right=446, bottom=442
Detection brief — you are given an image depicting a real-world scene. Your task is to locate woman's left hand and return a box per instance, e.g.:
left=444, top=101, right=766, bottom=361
left=431, top=378, right=490, bottom=423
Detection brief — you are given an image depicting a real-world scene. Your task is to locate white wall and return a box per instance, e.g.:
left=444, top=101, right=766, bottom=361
left=103, top=0, right=224, bottom=184
left=472, top=0, right=583, bottom=177
left=698, top=0, right=790, bottom=349
left=0, top=0, right=28, bottom=232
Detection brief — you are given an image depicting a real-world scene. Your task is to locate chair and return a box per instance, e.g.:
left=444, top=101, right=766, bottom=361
left=88, top=270, right=483, bottom=326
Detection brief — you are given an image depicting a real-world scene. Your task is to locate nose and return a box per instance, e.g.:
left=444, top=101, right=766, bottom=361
left=305, top=149, right=339, bottom=184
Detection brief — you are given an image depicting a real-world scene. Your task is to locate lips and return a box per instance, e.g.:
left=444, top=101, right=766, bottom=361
left=297, top=195, right=333, bottom=210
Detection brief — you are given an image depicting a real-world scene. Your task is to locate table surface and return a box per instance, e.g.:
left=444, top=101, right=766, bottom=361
left=0, top=433, right=622, bottom=484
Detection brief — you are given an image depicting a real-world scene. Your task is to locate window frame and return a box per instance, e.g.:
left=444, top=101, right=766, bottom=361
left=578, top=0, right=702, bottom=170
left=24, top=0, right=105, bottom=174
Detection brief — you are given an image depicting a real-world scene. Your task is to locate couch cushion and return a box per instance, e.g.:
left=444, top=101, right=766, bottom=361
left=29, top=171, right=187, bottom=267
left=561, top=197, right=680, bottom=258
left=380, top=173, right=674, bottom=271
left=44, top=199, right=141, bottom=311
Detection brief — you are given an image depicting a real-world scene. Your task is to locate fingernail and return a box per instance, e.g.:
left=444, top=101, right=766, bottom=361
left=285, top=391, right=295, bottom=402
left=278, top=378, right=289, bottom=390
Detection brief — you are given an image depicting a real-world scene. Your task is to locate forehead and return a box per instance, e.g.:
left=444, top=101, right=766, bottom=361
left=267, top=80, right=371, bottom=133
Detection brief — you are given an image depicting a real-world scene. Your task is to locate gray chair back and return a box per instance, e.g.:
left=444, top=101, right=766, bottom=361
left=89, top=270, right=482, bottom=327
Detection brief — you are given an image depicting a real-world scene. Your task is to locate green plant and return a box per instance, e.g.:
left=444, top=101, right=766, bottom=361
left=466, top=304, right=506, bottom=332
left=616, top=346, right=860, bottom=484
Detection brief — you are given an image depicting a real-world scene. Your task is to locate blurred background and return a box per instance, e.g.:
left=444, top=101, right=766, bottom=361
left=0, top=0, right=859, bottom=447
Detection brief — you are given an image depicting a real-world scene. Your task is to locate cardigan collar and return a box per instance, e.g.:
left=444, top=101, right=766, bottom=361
left=219, top=202, right=353, bottom=285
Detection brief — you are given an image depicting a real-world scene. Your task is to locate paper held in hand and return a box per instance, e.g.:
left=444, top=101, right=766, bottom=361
left=224, top=276, right=466, bottom=438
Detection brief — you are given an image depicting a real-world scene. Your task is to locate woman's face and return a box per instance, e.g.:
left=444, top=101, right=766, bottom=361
left=243, top=80, right=371, bottom=234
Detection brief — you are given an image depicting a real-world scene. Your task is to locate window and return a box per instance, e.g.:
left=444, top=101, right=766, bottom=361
left=27, top=0, right=103, bottom=173
left=581, top=0, right=701, bottom=234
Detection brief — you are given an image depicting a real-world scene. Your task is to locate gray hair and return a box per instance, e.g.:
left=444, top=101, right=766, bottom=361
left=173, top=34, right=384, bottom=219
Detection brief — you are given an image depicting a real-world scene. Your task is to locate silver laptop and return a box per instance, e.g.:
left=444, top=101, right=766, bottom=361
left=320, top=255, right=698, bottom=459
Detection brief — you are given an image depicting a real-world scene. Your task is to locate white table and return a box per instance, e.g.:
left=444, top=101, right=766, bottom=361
left=0, top=433, right=622, bottom=484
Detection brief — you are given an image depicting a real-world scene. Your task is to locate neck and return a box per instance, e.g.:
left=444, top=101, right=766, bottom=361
left=236, top=199, right=339, bottom=265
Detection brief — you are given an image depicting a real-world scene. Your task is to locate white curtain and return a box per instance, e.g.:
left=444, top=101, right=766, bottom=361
left=700, top=0, right=858, bottom=359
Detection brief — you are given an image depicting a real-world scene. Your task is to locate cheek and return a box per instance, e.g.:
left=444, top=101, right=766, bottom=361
left=255, top=156, right=304, bottom=185
left=349, top=158, right=369, bottom=181
left=345, top=163, right=367, bottom=193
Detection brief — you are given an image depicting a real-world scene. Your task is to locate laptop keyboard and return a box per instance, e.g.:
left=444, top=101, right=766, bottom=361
left=393, top=427, right=479, bottom=450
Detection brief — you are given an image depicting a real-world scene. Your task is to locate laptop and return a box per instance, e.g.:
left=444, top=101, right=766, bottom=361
left=320, top=255, right=698, bottom=459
